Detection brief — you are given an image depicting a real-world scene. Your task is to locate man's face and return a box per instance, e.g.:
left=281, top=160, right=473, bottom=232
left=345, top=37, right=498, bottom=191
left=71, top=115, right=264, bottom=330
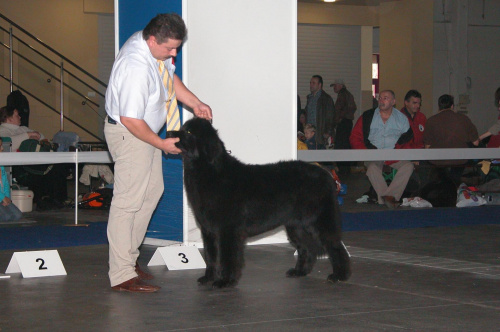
left=147, top=36, right=183, bottom=61
left=310, top=77, right=321, bottom=94
left=378, top=91, right=396, bottom=112
left=6, top=109, right=21, bottom=126
left=404, top=96, right=421, bottom=115
left=333, top=84, right=342, bottom=93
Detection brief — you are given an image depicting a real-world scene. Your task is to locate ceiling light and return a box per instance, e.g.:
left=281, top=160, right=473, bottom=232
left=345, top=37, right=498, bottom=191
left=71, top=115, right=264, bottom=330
left=324, top=0, right=336, bottom=2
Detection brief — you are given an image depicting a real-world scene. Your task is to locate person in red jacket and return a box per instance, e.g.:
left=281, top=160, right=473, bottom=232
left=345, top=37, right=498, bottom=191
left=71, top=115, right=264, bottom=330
left=399, top=90, right=426, bottom=149
left=350, top=90, right=414, bottom=209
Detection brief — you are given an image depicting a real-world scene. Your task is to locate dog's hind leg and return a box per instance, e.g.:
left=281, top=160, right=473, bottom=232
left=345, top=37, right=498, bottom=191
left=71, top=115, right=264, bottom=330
left=317, top=202, right=352, bottom=283
left=198, top=230, right=217, bottom=285
left=212, top=229, right=245, bottom=288
left=324, top=240, right=351, bottom=283
left=285, top=226, right=320, bottom=277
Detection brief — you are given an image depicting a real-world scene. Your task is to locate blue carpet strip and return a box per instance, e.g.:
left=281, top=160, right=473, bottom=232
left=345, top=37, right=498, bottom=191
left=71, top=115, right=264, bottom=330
left=0, top=222, right=108, bottom=251
left=342, top=205, right=500, bottom=231
left=0, top=206, right=499, bottom=251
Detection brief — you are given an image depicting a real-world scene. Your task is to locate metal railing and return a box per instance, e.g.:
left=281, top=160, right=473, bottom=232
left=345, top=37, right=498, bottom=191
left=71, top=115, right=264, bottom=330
left=0, top=13, right=107, bottom=141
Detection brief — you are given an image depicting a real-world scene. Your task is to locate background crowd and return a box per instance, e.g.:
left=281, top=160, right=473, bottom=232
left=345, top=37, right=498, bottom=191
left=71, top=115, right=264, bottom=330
left=298, top=75, right=500, bottom=209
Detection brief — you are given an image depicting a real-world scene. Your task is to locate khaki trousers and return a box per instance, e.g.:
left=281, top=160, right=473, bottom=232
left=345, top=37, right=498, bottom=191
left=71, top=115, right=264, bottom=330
left=365, top=160, right=414, bottom=204
left=104, top=122, right=164, bottom=286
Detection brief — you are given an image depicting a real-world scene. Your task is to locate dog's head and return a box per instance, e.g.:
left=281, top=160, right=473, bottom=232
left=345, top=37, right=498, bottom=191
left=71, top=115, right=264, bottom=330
left=166, top=117, right=226, bottom=164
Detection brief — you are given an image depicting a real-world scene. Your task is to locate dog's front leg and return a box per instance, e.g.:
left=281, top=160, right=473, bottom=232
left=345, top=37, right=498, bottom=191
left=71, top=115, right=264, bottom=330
left=198, top=229, right=217, bottom=285
left=212, top=229, right=245, bottom=288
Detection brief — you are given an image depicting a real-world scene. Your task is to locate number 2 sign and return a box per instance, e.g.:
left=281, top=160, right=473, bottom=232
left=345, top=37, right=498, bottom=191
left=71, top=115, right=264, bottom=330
left=5, top=250, right=67, bottom=278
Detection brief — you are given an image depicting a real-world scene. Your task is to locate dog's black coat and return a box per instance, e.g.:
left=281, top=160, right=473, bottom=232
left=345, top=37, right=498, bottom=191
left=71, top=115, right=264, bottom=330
left=168, top=118, right=351, bottom=288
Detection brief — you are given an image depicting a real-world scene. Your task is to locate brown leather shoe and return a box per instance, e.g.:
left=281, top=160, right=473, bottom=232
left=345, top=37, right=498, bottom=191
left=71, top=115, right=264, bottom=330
left=135, top=263, right=154, bottom=280
left=111, top=277, right=160, bottom=293
left=382, top=196, right=400, bottom=209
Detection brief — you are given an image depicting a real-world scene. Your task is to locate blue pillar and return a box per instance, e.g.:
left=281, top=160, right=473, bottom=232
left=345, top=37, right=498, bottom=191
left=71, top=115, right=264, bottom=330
left=118, top=0, right=184, bottom=241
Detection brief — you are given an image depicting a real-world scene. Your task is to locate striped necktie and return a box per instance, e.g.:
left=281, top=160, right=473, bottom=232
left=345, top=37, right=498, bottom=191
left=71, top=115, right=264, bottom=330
left=158, top=60, right=180, bottom=131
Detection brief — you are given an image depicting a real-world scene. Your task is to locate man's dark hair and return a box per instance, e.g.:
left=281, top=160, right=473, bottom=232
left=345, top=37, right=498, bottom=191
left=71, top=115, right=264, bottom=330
left=312, top=75, right=323, bottom=87
left=438, top=94, right=454, bottom=110
left=404, top=89, right=422, bottom=102
left=0, top=105, right=16, bottom=124
left=7, top=90, right=30, bottom=126
left=495, top=87, right=500, bottom=107
left=142, top=13, right=187, bottom=43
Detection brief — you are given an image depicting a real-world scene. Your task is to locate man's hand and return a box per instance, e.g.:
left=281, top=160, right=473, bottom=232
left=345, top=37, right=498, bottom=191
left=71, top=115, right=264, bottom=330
left=193, top=102, right=213, bottom=120
left=2, top=197, right=11, bottom=206
left=161, top=137, right=182, bottom=154
left=28, top=131, right=41, bottom=140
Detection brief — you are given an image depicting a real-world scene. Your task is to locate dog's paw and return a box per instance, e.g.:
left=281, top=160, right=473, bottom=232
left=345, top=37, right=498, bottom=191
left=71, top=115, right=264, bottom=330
left=212, top=279, right=238, bottom=288
left=286, top=268, right=307, bottom=278
left=327, top=270, right=350, bottom=283
left=197, top=276, right=213, bottom=285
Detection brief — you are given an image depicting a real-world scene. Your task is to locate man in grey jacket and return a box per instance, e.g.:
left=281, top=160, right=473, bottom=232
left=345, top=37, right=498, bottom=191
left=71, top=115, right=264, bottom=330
left=305, top=75, right=336, bottom=146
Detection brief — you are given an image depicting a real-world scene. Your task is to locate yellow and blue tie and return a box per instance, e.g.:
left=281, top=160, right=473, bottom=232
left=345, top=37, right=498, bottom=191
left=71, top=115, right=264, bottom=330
left=158, top=60, right=180, bottom=131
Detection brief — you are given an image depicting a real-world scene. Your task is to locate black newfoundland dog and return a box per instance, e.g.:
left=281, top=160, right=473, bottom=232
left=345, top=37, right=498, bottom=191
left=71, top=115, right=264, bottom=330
left=168, top=118, right=351, bottom=288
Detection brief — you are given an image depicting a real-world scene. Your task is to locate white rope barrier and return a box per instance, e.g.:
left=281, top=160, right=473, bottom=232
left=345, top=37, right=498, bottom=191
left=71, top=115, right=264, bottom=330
left=0, top=151, right=113, bottom=226
left=297, top=148, right=500, bottom=162
left=0, top=151, right=112, bottom=165
left=3, top=148, right=499, bottom=226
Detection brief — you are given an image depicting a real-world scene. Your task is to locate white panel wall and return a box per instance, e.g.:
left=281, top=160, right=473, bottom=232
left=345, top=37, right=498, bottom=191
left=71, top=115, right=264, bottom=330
left=432, top=0, right=500, bottom=132
left=183, top=0, right=297, bottom=245
left=466, top=26, right=500, bottom=133
left=297, top=24, right=361, bottom=117
left=183, top=0, right=297, bottom=164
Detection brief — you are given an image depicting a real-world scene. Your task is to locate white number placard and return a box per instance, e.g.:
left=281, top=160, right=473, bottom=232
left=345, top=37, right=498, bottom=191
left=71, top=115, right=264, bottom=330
left=148, top=246, right=206, bottom=270
left=5, top=250, right=67, bottom=278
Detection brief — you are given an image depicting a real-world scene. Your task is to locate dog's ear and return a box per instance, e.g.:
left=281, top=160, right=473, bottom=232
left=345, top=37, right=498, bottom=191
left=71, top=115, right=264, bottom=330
left=202, top=133, right=225, bottom=166
left=190, top=120, right=226, bottom=166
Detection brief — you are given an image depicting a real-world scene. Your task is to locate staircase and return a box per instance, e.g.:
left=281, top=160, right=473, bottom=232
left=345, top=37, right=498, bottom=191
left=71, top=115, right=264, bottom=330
left=0, top=13, right=108, bottom=143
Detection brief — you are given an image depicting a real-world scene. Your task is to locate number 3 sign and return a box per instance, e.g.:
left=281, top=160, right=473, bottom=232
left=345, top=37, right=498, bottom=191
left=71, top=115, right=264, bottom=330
left=148, top=246, right=206, bottom=270
left=5, top=250, right=67, bottom=278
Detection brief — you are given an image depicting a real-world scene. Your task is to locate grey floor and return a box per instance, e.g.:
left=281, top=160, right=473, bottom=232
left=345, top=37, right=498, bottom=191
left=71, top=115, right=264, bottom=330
left=1, top=171, right=499, bottom=331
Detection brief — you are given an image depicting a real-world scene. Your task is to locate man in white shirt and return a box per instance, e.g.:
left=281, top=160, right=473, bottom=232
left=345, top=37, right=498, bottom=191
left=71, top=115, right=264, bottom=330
left=105, top=13, right=212, bottom=293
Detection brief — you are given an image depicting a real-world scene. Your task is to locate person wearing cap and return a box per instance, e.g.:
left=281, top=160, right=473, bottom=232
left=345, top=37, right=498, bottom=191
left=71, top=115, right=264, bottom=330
left=331, top=79, right=357, bottom=174
left=304, top=75, right=336, bottom=146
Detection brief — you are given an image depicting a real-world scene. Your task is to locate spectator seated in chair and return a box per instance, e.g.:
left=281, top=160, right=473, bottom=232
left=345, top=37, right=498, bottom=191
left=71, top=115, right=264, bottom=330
left=350, top=90, right=414, bottom=209
left=423, top=94, right=479, bottom=187
left=0, top=105, right=68, bottom=210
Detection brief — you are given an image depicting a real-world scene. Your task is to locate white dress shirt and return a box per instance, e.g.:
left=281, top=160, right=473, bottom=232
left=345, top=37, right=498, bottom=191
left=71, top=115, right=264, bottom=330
left=105, top=31, right=176, bottom=134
